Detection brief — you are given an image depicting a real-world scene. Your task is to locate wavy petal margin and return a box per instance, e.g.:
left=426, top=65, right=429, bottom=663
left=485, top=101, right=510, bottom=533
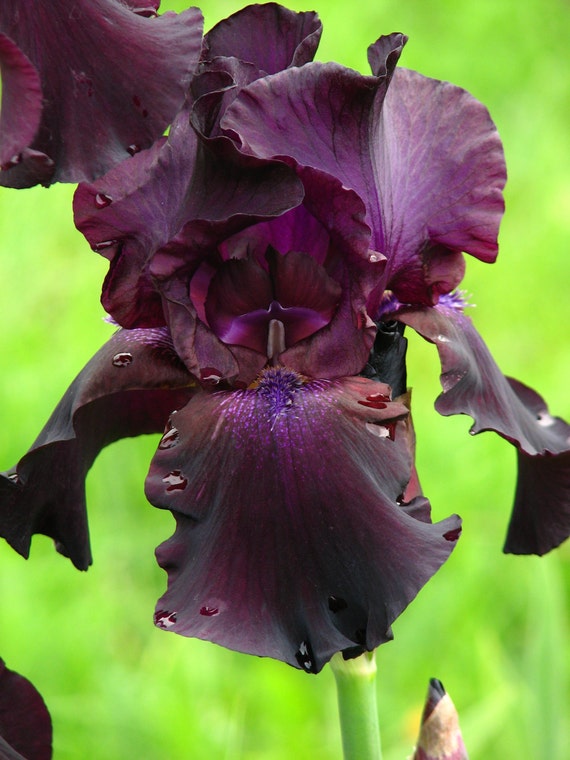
left=0, top=0, right=203, bottom=186
left=0, top=329, right=194, bottom=569
left=146, top=370, right=461, bottom=672
left=223, top=34, right=505, bottom=304
left=397, top=305, right=570, bottom=555
left=202, top=2, right=322, bottom=73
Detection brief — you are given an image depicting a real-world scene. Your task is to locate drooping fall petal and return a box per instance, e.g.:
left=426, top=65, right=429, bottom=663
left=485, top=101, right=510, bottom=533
left=396, top=304, right=570, bottom=554
left=0, top=328, right=194, bottom=569
left=146, top=369, right=461, bottom=672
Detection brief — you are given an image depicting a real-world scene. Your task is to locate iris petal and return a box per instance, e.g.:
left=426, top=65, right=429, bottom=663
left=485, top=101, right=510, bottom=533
left=0, top=328, right=194, bottom=569
left=146, top=371, right=461, bottom=672
left=397, top=305, right=570, bottom=554
left=223, top=35, right=506, bottom=303
left=0, top=0, right=203, bottom=186
left=0, top=659, right=52, bottom=760
left=0, top=34, right=42, bottom=174
left=203, top=3, right=322, bottom=73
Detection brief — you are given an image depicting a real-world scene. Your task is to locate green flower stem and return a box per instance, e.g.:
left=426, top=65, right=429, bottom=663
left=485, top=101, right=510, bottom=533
left=331, top=650, right=382, bottom=760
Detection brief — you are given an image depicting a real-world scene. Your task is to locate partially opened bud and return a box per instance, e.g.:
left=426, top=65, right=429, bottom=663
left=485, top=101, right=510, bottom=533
left=412, top=678, right=467, bottom=760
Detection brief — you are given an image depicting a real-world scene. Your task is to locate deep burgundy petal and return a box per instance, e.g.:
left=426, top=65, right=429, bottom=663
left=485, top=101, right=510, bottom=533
left=0, top=0, right=203, bottom=187
left=146, top=371, right=460, bottom=672
left=0, top=329, right=194, bottom=569
left=504, top=381, right=570, bottom=555
left=74, top=97, right=304, bottom=333
left=224, top=36, right=505, bottom=303
left=0, top=659, right=52, bottom=760
left=397, top=305, right=570, bottom=554
left=0, top=34, right=42, bottom=171
left=203, top=3, right=322, bottom=73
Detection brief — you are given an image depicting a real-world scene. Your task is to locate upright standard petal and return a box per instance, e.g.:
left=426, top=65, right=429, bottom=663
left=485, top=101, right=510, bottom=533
left=223, top=34, right=506, bottom=305
left=0, top=328, right=194, bottom=569
left=146, top=369, right=461, bottom=672
left=0, top=0, right=203, bottom=186
left=396, top=304, right=570, bottom=554
left=202, top=3, right=322, bottom=73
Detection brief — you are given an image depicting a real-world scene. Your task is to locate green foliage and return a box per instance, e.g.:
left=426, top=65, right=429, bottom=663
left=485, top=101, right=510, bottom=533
left=0, top=0, right=568, bottom=758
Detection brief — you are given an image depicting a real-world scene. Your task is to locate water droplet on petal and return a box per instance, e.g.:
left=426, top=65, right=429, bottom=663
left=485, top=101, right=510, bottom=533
left=365, top=422, right=396, bottom=440
left=155, top=609, right=177, bottom=628
left=159, top=427, right=179, bottom=449
left=94, top=192, right=113, bottom=208
left=354, top=628, right=367, bottom=645
left=536, top=412, right=555, bottom=427
left=443, top=527, right=462, bottom=542
left=162, top=470, right=188, bottom=492
left=200, top=367, right=222, bottom=385
left=199, top=605, right=219, bottom=617
left=2, top=153, right=22, bottom=170
left=328, top=596, right=348, bottom=613
left=295, top=640, right=316, bottom=673
left=92, top=239, right=119, bottom=252
left=127, top=144, right=142, bottom=156
left=358, top=392, right=390, bottom=409
left=112, top=352, right=133, bottom=367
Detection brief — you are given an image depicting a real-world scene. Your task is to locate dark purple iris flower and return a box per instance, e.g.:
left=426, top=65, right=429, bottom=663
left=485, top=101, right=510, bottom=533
left=1, top=4, right=568, bottom=674
left=0, top=0, right=203, bottom=187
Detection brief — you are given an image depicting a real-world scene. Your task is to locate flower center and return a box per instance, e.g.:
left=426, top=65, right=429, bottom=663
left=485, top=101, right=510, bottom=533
left=202, top=249, right=342, bottom=359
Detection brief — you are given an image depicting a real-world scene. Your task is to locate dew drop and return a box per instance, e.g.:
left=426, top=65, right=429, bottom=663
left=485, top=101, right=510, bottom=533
left=365, top=422, right=396, bottom=440
left=536, top=412, right=555, bottom=427
left=358, top=392, right=390, bottom=410
left=162, top=470, right=188, bottom=492
left=92, top=239, right=119, bottom=252
left=328, top=595, right=348, bottom=613
left=112, top=352, right=133, bottom=368
left=1, top=153, right=22, bottom=170
left=199, top=605, right=219, bottom=617
left=295, top=640, right=316, bottom=672
left=94, top=192, right=113, bottom=209
left=354, top=628, right=367, bottom=645
left=159, top=426, right=179, bottom=449
left=134, top=7, right=158, bottom=17
left=154, top=609, right=177, bottom=628
left=200, top=367, right=222, bottom=385
left=127, top=143, right=142, bottom=156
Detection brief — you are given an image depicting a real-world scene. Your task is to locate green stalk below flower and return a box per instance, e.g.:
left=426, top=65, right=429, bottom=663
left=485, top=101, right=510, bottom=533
left=330, top=650, right=383, bottom=760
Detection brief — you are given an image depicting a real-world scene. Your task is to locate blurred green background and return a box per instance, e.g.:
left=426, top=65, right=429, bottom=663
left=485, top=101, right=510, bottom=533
left=0, top=0, right=569, bottom=758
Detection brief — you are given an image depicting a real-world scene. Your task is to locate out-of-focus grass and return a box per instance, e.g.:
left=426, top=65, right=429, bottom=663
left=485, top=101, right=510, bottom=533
left=0, top=0, right=568, bottom=758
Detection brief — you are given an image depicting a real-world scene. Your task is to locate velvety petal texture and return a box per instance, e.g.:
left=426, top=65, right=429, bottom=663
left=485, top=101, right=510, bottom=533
left=202, top=2, right=322, bottom=73
left=223, top=34, right=506, bottom=306
left=0, top=659, right=52, bottom=760
left=0, top=329, right=194, bottom=569
left=146, top=369, right=461, bottom=672
left=0, top=0, right=203, bottom=187
left=396, top=304, right=570, bottom=554
left=0, top=34, right=42, bottom=171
